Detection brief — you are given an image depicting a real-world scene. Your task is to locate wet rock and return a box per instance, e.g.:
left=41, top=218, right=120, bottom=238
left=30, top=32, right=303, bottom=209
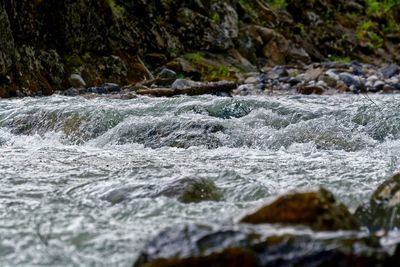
left=319, top=74, right=337, bottom=88
left=68, top=73, right=86, bottom=88
left=297, top=84, right=325, bottom=95
left=381, top=64, right=400, bottom=78
left=303, top=67, right=323, bottom=82
left=160, top=178, right=222, bottom=203
left=171, top=79, right=201, bottom=89
left=272, top=65, right=289, bottom=78
left=133, top=223, right=398, bottom=267
left=158, top=68, right=177, bottom=80
left=355, top=173, right=400, bottom=231
left=87, top=83, right=120, bottom=94
left=241, top=188, right=360, bottom=231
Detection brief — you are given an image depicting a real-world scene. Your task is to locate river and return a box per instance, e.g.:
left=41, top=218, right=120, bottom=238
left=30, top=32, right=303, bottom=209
left=0, top=94, right=399, bottom=266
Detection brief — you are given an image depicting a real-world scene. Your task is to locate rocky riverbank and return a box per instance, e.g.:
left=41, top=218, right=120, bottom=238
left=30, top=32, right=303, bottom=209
left=134, top=173, right=400, bottom=267
left=1, top=0, right=400, bottom=98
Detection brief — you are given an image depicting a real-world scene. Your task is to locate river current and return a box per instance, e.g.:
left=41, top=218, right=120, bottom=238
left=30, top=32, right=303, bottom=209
left=0, top=94, right=400, bottom=266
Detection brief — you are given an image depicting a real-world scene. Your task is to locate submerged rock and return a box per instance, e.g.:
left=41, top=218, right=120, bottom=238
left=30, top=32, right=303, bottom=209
left=241, top=188, right=360, bottom=231
left=160, top=178, right=222, bottom=203
left=100, top=178, right=222, bottom=204
left=355, top=173, right=400, bottom=231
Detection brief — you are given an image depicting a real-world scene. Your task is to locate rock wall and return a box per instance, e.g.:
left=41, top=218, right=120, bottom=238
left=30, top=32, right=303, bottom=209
left=0, top=0, right=399, bottom=97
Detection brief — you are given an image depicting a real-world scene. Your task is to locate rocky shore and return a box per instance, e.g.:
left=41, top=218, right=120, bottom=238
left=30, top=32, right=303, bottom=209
left=134, top=173, right=400, bottom=267
left=1, top=0, right=400, bottom=98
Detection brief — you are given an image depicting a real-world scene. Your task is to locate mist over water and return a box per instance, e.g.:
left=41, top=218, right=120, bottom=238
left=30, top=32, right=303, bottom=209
left=1, top=94, right=400, bottom=266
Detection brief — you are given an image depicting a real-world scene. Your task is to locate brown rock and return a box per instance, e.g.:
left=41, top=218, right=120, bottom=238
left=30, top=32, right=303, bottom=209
left=241, top=188, right=360, bottom=231
left=297, top=85, right=324, bottom=95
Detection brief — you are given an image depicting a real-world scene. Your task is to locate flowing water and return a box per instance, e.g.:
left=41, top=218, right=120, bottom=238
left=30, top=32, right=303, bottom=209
left=1, top=94, right=400, bottom=266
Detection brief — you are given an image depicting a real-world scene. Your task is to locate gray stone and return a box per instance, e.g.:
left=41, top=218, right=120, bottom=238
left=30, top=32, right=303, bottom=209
left=381, top=64, right=400, bottom=78
left=171, top=79, right=200, bottom=89
left=68, top=73, right=86, bottom=88
left=158, top=68, right=177, bottom=80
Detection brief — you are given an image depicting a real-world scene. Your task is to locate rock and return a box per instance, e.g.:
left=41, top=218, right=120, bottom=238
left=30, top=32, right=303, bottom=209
left=355, top=173, right=400, bottom=231
left=177, top=178, right=222, bottom=203
left=303, top=68, right=323, bottom=81
left=383, top=84, right=395, bottom=93
left=155, top=178, right=222, bottom=203
left=339, top=72, right=365, bottom=92
left=319, top=74, right=337, bottom=88
left=87, top=83, right=120, bottom=94
left=272, top=65, right=289, bottom=78
left=171, top=79, right=201, bottom=89
left=241, top=188, right=360, bottom=231
left=381, top=64, right=400, bottom=78
left=297, top=84, right=325, bottom=95
left=373, top=80, right=385, bottom=92
left=68, top=73, right=86, bottom=88
left=158, top=68, right=177, bottom=80
left=133, top=223, right=399, bottom=267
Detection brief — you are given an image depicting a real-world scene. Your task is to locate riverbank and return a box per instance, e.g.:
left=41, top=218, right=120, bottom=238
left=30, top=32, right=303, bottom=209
left=1, top=0, right=400, bottom=98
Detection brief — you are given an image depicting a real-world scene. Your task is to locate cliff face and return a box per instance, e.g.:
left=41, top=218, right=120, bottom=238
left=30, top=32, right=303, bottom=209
left=0, top=0, right=399, bottom=97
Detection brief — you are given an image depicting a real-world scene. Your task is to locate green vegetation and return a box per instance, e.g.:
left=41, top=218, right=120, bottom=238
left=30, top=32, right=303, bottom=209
left=356, top=21, right=383, bottom=48
left=211, top=13, right=221, bottom=23
left=264, top=0, right=287, bottom=9
left=184, top=52, right=203, bottom=63
left=208, top=65, right=230, bottom=79
left=106, top=0, right=125, bottom=18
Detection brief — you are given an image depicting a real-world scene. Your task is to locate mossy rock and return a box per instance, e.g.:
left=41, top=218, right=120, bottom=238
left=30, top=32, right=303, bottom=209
left=241, top=188, right=360, bottom=231
left=178, top=178, right=222, bottom=203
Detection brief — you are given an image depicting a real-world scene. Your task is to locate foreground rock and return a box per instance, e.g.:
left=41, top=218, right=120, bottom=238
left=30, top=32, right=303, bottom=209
left=355, top=173, right=400, bottom=231
left=133, top=223, right=399, bottom=267
left=241, top=188, right=360, bottom=231
left=133, top=188, right=378, bottom=267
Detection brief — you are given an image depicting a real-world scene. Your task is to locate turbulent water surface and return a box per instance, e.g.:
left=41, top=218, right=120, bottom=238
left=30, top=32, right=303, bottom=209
left=1, top=94, right=400, bottom=266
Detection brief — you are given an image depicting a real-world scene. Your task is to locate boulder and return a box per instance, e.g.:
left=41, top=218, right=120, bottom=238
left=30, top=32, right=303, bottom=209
left=133, top=223, right=399, bottom=267
left=355, top=173, right=400, bottom=231
left=241, top=188, right=360, bottom=231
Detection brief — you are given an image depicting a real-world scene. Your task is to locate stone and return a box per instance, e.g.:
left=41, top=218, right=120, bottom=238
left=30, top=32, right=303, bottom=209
left=171, top=79, right=201, bottom=89
left=355, top=173, right=400, bottom=231
left=133, top=223, right=399, bottom=267
left=272, top=65, right=289, bottom=78
left=373, top=81, right=385, bottom=92
left=297, top=85, right=325, bottom=95
left=87, top=83, right=120, bottom=94
left=319, top=74, right=337, bottom=88
left=381, top=64, right=400, bottom=78
left=303, top=68, right=323, bottom=81
left=158, top=68, right=177, bottom=80
left=68, top=73, right=86, bottom=88
left=241, top=188, right=360, bottom=231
